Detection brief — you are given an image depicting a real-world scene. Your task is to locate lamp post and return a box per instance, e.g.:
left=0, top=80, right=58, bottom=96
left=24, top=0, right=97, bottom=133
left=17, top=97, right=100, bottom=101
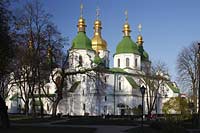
left=140, top=86, right=146, bottom=132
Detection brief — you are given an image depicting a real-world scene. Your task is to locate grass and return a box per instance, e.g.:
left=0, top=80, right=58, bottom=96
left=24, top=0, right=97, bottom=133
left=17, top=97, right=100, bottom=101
left=9, top=114, right=63, bottom=123
left=0, top=126, right=96, bottom=133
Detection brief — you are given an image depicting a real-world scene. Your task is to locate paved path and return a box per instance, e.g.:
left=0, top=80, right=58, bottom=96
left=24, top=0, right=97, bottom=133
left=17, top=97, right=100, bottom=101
left=11, top=120, right=139, bottom=133
left=186, top=129, right=200, bottom=133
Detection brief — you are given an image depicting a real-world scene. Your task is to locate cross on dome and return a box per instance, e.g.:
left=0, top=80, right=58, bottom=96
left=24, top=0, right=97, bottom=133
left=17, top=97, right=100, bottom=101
left=80, top=3, right=83, bottom=17
left=138, top=23, right=142, bottom=34
left=125, top=10, right=128, bottom=23
left=96, top=7, right=100, bottom=20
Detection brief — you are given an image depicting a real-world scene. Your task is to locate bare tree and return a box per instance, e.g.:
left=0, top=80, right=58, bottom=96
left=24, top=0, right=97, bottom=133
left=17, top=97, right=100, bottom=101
left=142, top=61, right=168, bottom=115
left=177, top=42, right=198, bottom=113
left=12, top=0, right=65, bottom=117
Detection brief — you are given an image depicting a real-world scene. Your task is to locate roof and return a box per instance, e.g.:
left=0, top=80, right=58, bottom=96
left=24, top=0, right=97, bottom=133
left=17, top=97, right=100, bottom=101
left=125, top=76, right=139, bottom=89
left=72, top=32, right=93, bottom=50
left=115, top=36, right=140, bottom=55
left=93, top=55, right=104, bottom=65
left=138, top=45, right=149, bottom=61
left=167, top=82, right=180, bottom=93
left=9, top=93, right=21, bottom=101
left=109, top=68, right=139, bottom=89
left=109, top=68, right=126, bottom=73
left=69, top=81, right=81, bottom=92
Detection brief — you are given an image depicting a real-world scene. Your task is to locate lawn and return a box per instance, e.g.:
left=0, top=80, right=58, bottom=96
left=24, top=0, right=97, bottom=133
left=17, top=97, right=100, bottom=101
left=9, top=114, right=63, bottom=123
left=0, top=126, right=96, bottom=133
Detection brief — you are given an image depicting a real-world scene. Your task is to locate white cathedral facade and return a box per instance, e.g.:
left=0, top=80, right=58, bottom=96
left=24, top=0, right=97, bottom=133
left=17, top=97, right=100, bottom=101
left=6, top=7, right=180, bottom=116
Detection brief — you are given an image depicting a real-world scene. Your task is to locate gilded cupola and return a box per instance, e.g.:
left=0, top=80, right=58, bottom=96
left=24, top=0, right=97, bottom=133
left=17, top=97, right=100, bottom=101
left=91, top=7, right=107, bottom=53
left=28, top=31, right=34, bottom=49
left=136, top=24, right=149, bottom=61
left=136, top=24, right=144, bottom=45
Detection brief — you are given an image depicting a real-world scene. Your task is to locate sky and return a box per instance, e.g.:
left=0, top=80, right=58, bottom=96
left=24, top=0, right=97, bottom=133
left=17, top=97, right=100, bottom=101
left=15, top=0, right=200, bottom=82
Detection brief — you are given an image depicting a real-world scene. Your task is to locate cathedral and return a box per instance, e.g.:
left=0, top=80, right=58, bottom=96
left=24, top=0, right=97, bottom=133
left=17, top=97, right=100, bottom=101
left=6, top=4, right=180, bottom=116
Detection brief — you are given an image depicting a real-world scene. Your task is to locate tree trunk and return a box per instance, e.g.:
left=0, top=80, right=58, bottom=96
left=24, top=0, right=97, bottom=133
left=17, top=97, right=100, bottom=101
left=24, top=100, right=29, bottom=116
left=31, top=96, right=36, bottom=118
left=0, top=96, right=10, bottom=128
left=52, top=98, right=60, bottom=117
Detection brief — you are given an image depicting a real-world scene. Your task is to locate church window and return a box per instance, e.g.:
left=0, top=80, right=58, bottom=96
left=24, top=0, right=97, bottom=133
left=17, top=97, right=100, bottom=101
left=126, top=58, right=130, bottom=67
left=119, top=82, right=121, bottom=90
left=83, top=76, right=85, bottom=82
left=82, top=90, right=84, bottom=96
left=118, top=58, right=120, bottom=67
left=135, top=58, right=138, bottom=67
left=83, top=103, right=86, bottom=111
left=118, top=77, right=121, bottom=90
left=105, top=96, right=107, bottom=101
left=79, top=55, right=83, bottom=66
left=104, top=76, right=107, bottom=83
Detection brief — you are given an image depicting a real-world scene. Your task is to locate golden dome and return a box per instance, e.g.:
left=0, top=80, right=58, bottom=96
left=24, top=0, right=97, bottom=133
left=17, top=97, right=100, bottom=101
left=77, top=17, right=86, bottom=32
left=47, top=46, right=52, bottom=58
left=91, top=35, right=107, bottom=52
left=91, top=10, right=107, bottom=52
left=28, top=40, right=33, bottom=49
left=95, top=20, right=101, bottom=25
left=123, top=23, right=131, bottom=37
left=137, top=35, right=143, bottom=45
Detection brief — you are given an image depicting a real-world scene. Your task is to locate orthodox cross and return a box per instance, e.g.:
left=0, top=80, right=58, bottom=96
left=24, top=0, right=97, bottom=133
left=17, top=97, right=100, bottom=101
left=80, top=3, right=83, bottom=17
left=125, top=10, right=128, bottom=23
left=96, top=7, right=100, bottom=20
left=138, top=23, right=142, bottom=34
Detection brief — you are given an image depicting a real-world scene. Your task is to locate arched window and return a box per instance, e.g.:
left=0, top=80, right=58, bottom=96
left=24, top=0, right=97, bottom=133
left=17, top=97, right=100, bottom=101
left=118, top=77, right=121, bottom=90
left=118, top=58, right=120, bottom=67
left=79, top=55, right=83, bottom=66
left=119, top=81, right=121, bottom=90
left=126, top=58, right=130, bottom=67
left=135, top=58, right=138, bottom=67
left=83, top=103, right=86, bottom=111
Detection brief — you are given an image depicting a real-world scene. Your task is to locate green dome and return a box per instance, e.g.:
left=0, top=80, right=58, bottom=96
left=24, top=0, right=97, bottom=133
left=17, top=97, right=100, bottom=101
left=72, top=32, right=93, bottom=50
left=138, top=45, right=149, bottom=61
left=115, top=36, right=140, bottom=55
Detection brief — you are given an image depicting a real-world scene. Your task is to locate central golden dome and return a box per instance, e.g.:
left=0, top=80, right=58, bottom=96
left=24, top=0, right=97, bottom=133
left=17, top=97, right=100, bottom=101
left=91, top=19, right=107, bottom=52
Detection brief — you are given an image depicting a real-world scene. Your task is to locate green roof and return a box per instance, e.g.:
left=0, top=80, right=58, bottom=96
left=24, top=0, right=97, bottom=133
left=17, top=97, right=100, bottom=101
left=138, top=45, right=149, bottom=61
left=9, top=93, right=21, bottom=101
left=125, top=76, right=139, bottom=89
left=69, top=81, right=81, bottom=92
left=93, top=55, right=104, bottom=65
left=167, top=82, right=180, bottom=93
left=34, top=100, right=43, bottom=106
left=109, top=68, right=126, bottom=73
left=72, top=32, right=93, bottom=50
left=115, top=36, right=140, bottom=55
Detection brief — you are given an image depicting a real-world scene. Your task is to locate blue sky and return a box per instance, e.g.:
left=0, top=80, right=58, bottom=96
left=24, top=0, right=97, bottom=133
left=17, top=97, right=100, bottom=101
left=17, top=0, right=200, bottom=81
